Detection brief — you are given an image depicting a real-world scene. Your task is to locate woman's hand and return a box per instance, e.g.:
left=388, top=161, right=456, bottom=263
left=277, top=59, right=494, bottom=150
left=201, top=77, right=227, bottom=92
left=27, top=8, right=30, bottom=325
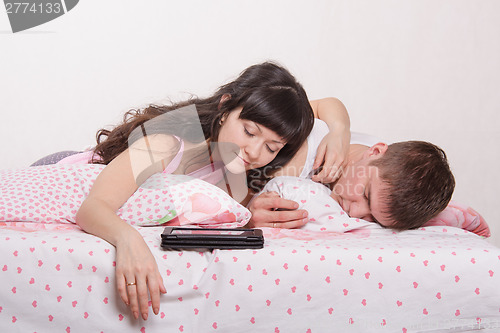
left=115, top=229, right=167, bottom=320
left=246, top=191, right=308, bottom=229
left=309, top=97, right=351, bottom=183
left=311, top=128, right=350, bottom=183
left=74, top=143, right=177, bottom=320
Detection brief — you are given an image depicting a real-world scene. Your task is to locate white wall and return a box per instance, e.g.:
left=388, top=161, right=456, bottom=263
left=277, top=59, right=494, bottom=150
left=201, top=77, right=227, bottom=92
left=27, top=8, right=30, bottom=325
left=1, top=0, right=499, bottom=246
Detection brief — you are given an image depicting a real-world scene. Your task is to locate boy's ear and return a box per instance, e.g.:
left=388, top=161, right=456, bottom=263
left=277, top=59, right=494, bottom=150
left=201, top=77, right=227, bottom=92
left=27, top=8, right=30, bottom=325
left=365, top=142, right=388, bottom=158
left=218, top=94, right=231, bottom=109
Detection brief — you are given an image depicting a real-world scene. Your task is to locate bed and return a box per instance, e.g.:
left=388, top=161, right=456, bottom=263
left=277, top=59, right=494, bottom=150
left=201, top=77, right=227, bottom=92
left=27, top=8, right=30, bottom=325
left=1, top=164, right=499, bottom=333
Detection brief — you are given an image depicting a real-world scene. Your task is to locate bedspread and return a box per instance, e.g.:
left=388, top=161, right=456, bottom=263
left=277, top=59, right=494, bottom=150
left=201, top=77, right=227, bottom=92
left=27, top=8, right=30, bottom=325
left=1, top=222, right=499, bottom=333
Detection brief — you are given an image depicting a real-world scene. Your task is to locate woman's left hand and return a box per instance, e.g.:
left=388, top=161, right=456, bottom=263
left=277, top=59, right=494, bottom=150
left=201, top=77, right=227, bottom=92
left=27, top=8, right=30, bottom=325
left=311, top=128, right=350, bottom=183
left=115, top=229, right=167, bottom=320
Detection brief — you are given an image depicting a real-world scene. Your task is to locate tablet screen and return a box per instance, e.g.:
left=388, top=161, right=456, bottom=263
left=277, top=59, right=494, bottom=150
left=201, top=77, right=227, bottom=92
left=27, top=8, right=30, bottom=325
left=171, top=229, right=246, bottom=236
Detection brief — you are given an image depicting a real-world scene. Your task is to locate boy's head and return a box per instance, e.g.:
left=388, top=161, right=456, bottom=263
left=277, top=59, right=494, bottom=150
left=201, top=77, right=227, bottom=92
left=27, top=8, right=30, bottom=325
left=330, top=141, right=455, bottom=230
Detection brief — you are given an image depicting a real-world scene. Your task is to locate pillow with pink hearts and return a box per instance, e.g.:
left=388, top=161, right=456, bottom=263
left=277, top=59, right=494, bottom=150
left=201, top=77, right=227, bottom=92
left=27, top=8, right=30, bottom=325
left=0, top=164, right=251, bottom=228
left=117, top=173, right=251, bottom=228
left=422, top=201, right=490, bottom=237
left=0, top=164, right=95, bottom=224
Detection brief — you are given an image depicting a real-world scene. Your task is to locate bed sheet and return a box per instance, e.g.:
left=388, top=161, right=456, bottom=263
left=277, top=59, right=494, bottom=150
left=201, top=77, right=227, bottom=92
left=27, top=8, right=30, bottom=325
left=1, top=222, right=499, bottom=333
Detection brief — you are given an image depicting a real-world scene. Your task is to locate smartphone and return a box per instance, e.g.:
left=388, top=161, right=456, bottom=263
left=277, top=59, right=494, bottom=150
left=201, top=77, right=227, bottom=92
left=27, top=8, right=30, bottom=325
left=161, top=227, right=264, bottom=250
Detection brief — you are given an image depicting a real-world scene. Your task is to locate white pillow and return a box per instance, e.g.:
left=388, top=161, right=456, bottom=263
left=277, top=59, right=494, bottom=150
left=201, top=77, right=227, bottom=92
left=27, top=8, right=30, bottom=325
left=261, top=176, right=376, bottom=232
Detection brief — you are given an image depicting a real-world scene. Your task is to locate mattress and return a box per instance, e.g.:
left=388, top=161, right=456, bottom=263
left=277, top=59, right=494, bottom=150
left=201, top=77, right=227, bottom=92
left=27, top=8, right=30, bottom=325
left=1, top=221, right=499, bottom=332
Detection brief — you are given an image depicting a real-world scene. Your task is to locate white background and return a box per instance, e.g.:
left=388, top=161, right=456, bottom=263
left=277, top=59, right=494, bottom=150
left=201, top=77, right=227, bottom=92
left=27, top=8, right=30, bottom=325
left=1, top=0, right=499, bottom=246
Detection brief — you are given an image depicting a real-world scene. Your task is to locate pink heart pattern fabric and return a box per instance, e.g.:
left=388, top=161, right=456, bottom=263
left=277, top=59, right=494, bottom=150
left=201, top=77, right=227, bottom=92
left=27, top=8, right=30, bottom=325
left=0, top=165, right=250, bottom=228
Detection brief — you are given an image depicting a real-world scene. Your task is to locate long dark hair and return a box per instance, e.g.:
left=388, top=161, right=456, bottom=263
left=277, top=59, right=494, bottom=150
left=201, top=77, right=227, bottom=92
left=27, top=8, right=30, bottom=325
left=92, top=61, right=314, bottom=191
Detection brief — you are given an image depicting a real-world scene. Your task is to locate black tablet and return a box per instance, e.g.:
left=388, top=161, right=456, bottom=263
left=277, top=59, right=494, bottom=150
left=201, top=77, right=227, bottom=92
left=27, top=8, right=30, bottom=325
left=161, top=227, right=264, bottom=250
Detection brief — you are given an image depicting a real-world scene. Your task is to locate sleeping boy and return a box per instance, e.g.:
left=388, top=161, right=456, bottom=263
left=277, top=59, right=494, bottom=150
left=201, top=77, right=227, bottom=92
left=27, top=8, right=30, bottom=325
left=250, top=120, right=456, bottom=232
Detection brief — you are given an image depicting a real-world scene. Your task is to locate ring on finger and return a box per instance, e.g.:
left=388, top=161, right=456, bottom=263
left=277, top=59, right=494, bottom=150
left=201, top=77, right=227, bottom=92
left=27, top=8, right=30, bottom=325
left=273, top=223, right=277, bottom=228
left=126, top=282, right=137, bottom=286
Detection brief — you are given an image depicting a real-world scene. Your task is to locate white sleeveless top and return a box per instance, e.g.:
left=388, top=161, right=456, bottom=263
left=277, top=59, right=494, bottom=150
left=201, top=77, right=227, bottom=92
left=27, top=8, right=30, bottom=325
left=299, top=119, right=385, bottom=179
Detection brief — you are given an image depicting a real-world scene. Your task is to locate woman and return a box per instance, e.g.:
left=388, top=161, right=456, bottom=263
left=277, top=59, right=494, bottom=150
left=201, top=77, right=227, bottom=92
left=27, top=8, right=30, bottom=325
left=74, top=62, right=339, bottom=321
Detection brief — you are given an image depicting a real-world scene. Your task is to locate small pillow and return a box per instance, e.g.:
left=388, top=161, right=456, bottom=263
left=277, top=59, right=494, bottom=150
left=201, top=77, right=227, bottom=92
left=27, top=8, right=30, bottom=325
left=118, top=173, right=251, bottom=228
left=0, top=165, right=89, bottom=224
left=0, top=164, right=250, bottom=228
left=261, top=176, right=376, bottom=233
left=423, top=201, right=490, bottom=237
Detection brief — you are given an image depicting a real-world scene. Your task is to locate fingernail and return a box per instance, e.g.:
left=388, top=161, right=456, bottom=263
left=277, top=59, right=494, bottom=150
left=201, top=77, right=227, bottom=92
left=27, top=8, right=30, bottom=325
left=133, top=312, right=139, bottom=319
left=142, top=313, right=148, bottom=320
left=303, top=212, right=308, bottom=218
left=154, top=307, right=159, bottom=315
left=302, top=218, right=308, bottom=224
left=293, top=203, right=299, bottom=209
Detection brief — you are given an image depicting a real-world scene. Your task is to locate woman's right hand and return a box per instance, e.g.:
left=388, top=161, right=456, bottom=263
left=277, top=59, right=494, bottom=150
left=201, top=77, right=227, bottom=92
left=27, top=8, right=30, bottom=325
left=246, top=191, right=308, bottom=229
left=311, top=128, right=350, bottom=183
left=115, top=229, right=167, bottom=320
left=309, top=97, right=351, bottom=183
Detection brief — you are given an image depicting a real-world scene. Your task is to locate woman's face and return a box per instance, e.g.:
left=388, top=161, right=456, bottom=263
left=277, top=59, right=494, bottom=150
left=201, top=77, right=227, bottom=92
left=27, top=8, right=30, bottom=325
left=216, top=108, right=286, bottom=174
